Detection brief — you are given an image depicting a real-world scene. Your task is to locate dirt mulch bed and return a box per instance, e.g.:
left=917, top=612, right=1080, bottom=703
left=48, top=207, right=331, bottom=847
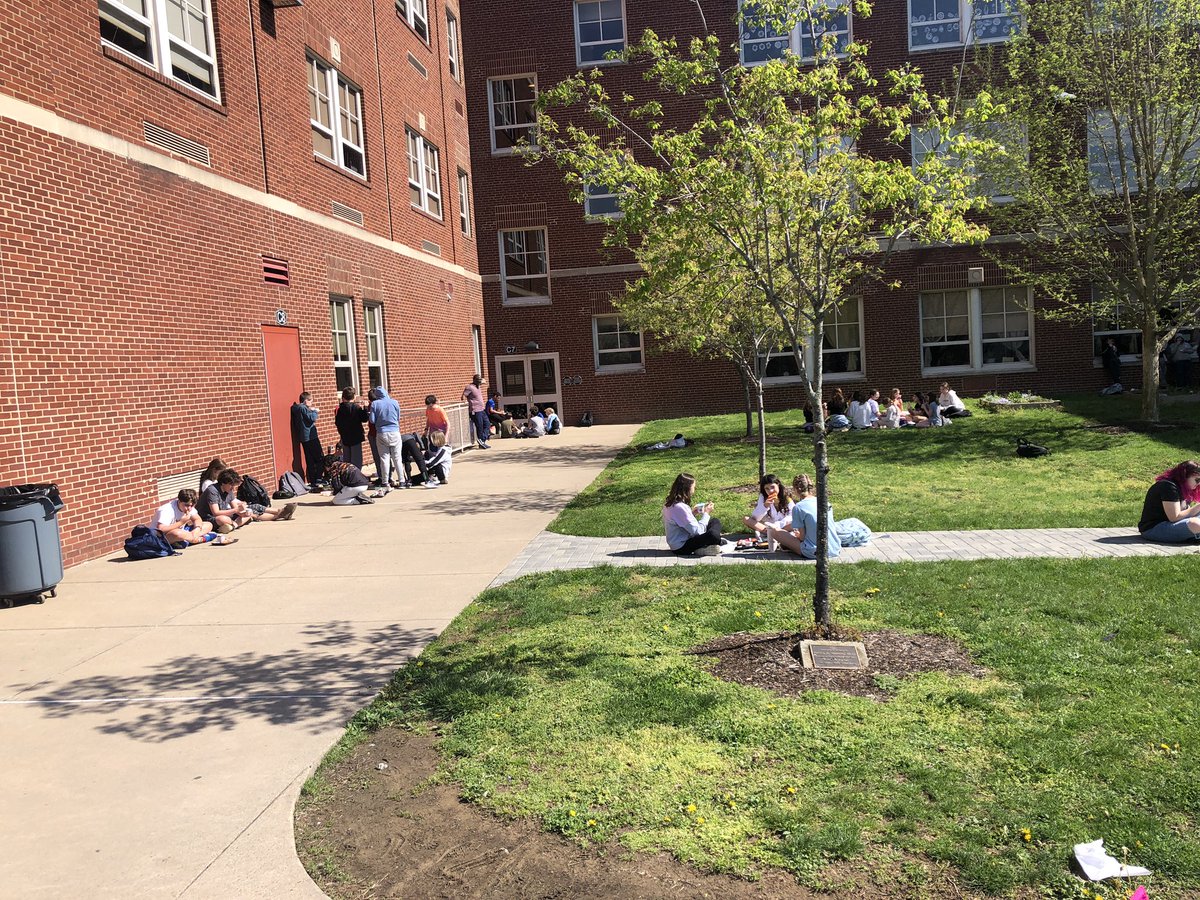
left=692, top=630, right=986, bottom=702
left=297, top=726, right=981, bottom=900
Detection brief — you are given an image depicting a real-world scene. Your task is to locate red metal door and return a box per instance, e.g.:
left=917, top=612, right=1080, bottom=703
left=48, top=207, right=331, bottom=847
left=262, top=326, right=303, bottom=482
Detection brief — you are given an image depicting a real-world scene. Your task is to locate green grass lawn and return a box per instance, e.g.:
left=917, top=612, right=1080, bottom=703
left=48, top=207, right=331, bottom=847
left=333, top=559, right=1199, bottom=897
left=550, top=394, right=1200, bottom=536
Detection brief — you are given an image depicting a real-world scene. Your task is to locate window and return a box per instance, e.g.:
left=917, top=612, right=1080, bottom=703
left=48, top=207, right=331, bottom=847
left=593, top=315, right=643, bottom=371
left=457, top=169, right=472, bottom=236
left=446, top=11, right=461, bottom=81
left=763, top=298, right=863, bottom=383
left=395, top=0, right=429, bottom=41
left=488, top=75, right=538, bottom=154
left=1088, top=111, right=1199, bottom=193
left=1091, top=286, right=1143, bottom=358
left=909, top=0, right=1017, bottom=49
left=574, top=1, right=626, bottom=66
left=308, top=57, right=366, bottom=177
left=920, top=286, right=1033, bottom=371
left=584, top=183, right=621, bottom=218
left=330, top=297, right=357, bottom=392
left=472, top=325, right=483, bottom=377
left=499, top=228, right=550, bottom=304
left=740, top=0, right=851, bottom=64
left=98, top=0, right=219, bottom=98
left=407, top=129, right=442, bottom=217
left=363, top=303, right=387, bottom=389
left=911, top=120, right=1027, bottom=200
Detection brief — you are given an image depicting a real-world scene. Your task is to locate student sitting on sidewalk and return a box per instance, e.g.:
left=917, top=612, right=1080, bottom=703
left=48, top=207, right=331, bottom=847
left=200, top=469, right=294, bottom=532
left=408, top=432, right=452, bottom=486
left=152, top=489, right=228, bottom=546
left=324, top=455, right=374, bottom=505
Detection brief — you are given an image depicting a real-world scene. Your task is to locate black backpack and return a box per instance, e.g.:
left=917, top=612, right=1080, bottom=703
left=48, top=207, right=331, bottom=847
left=579, top=411, right=594, bottom=427
left=237, top=474, right=271, bottom=507
left=278, top=471, right=308, bottom=496
left=124, top=525, right=180, bottom=560
left=1016, top=437, right=1051, bottom=458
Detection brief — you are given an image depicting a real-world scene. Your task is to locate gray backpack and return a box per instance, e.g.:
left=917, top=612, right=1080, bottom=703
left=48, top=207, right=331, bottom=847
left=278, top=471, right=309, bottom=496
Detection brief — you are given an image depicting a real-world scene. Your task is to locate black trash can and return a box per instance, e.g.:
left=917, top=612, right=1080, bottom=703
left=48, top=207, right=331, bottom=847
left=0, top=483, right=65, bottom=607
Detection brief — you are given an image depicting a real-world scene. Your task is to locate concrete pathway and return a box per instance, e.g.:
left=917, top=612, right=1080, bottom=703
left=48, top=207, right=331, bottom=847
left=493, top=526, right=1199, bottom=584
left=0, top=424, right=639, bottom=900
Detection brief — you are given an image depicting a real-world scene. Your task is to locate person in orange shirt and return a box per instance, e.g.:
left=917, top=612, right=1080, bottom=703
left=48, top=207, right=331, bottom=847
left=424, top=394, right=449, bottom=439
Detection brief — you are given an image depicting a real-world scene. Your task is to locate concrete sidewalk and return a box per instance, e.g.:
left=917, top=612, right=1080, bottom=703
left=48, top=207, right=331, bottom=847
left=0, top=424, right=639, bottom=899
left=494, top=526, right=1198, bottom=584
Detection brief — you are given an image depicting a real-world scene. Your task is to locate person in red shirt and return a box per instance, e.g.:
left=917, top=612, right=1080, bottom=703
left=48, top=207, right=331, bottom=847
left=424, top=394, right=449, bottom=439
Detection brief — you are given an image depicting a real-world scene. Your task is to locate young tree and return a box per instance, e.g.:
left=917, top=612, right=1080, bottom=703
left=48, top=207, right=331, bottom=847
left=535, top=0, right=988, bottom=628
left=983, top=0, right=1200, bottom=422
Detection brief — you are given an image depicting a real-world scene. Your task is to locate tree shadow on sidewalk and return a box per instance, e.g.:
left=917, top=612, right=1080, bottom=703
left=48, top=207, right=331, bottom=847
left=13, top=621, right=436, bottom=742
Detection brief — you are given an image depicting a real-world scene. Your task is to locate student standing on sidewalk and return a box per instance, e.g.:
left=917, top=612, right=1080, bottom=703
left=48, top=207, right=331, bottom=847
left=462, top=374, right=490, bottom=449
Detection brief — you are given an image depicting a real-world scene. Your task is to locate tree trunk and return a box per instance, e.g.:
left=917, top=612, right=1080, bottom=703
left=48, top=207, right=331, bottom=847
left=1142, top=317, right=1161, bottom=424
left=738, top=366, right=754, bottom=438
left=790, top=334, right=830, bottom=630
left=754, top=378, right=767, bottom=480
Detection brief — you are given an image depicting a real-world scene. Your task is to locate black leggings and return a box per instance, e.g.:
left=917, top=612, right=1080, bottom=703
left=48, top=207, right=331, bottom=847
left=673, top=517, right=724, bottom=555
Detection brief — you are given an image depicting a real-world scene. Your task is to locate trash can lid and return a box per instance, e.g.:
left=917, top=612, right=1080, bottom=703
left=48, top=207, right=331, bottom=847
left=0, top=483, right=64, bottom=511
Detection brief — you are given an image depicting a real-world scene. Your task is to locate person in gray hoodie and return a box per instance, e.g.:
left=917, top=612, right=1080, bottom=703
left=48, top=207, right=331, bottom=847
left=369, top=387, right=406, bottom=491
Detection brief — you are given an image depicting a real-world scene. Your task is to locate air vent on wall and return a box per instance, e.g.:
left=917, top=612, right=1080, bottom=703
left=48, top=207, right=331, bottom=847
left=156, top=470, right=205, bottom=502
left=143, top=122, right=211, bottom=167
left=262, top=255, right=290, bottom=285
left=408, top=53, right=428, bottom=78
left=331, top=201, right=364, bottom=227
left=421, top=240, right=441, bottom=256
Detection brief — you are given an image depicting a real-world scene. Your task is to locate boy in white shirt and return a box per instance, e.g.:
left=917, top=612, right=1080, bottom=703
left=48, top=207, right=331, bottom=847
left=152, top=489, right=224, bottom=546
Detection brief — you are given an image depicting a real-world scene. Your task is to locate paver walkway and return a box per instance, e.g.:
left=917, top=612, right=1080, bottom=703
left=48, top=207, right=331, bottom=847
left=493, top=526, right=1198, bottom=584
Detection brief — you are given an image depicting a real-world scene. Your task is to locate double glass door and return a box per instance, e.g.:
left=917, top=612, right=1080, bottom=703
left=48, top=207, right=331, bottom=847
left=496, top=353, right=561, bottom=420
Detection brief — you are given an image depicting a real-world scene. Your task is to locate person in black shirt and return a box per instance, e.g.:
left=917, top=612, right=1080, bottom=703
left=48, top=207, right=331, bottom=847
left=335, top=387, right=370, bottom=469
left=1139, top=460, right=1200, bottom=542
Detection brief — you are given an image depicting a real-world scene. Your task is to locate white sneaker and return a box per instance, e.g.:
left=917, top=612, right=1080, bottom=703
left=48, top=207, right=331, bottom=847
left=424, top=480, right=438, bottom=489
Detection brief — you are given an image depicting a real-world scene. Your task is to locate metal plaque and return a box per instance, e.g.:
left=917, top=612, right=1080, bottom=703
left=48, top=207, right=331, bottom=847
left=799, top=640, right=868, bottom=670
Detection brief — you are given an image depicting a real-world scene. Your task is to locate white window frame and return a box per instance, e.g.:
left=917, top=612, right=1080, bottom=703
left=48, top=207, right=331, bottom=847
left=330, top=297, right=358, bottom=392
left=593, top=314, right=644, bottom=373
left=910, top=121, right=1027, bottom=202
left=583, top=182, right=622, bottom=219
left=488, top=75, right=539, bottom=155
left=457, top=168, right=472, bottom=237
left=363, top=302, right=387, bottom=390
left=472, top=325, right=483, bottom=377
left=739, top=0, right=852, bottom=65
left=98, top=0, right=220, bottom=100
left=406, top=129, right=442, bottom=218
left=762, top=298, right=864, bottom=385
left=908, top=0, right=1018, bottom=51
left=446, top=9, right=462, bottom=81
left=919, top=286, right=1035, bottom=374
left=499, top=228, right=551, bottom=306
left=309, top=56, right=367, bottom=178
left=574, top=0, right=627, bottom=68
left=395, top=0, right=429, bottom=42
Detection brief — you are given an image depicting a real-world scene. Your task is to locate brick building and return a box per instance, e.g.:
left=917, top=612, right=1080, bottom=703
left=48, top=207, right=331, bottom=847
left=0, top=0, right=484, bottom=565
left=461, top=0, right=1124, bottom=427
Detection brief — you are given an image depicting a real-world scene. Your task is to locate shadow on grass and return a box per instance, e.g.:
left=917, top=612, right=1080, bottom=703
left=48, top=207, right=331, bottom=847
left=15, top=621, right=436, bottom=742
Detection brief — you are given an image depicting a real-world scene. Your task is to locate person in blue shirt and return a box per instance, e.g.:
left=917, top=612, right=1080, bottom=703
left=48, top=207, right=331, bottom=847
left=369, top=387, right=405, bottom=491
left=767, top=474, right=841, bottom=559
left=290, top=392, right=324, bottom=486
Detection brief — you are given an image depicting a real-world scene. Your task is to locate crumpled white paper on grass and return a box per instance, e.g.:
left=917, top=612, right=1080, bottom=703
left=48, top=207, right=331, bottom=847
left=1074, top=839, right=1152, bottom=881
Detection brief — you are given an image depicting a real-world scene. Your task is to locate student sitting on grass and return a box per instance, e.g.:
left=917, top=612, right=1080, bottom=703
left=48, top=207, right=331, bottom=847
left=1138, top=460, right=1200, bottom=543
left=152, top=489, right=227, bottom=546
left=663, top=473, right=725, bottom=556
left=324, top=454, right=373, bottom=505
left=741, top=473, right=793, bottom=537
left=765, top=474, right=841, bottom=560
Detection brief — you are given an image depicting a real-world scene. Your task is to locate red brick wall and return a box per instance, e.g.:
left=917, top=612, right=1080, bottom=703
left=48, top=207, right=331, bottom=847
left=0, top=0, right=485, bottom=566
left=463, top=1, right=1117, bottom=425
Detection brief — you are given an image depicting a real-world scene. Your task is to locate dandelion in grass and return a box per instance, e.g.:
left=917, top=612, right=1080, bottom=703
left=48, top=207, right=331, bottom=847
left=1021, top=827, right=1032, bottom=842
left=865, top=587, right=880, bottom=595
left=686, top=803, right=696, bottom=814
left=696, top=816, right=706, bottom=824
left=588, top=819, right=596, bottom=826
left=785, top=786, right=796, bottom=795
left=754, top=611, right=762, bottom=618
left=569, top=810, right=576, bottom=817
left=937, top=611, right=945, bottom=618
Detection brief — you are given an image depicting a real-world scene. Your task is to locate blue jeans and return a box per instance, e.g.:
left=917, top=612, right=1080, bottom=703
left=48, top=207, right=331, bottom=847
left=1141, top=519, right=1200, bottom=543
left=472, top=410, right=491, bottom=445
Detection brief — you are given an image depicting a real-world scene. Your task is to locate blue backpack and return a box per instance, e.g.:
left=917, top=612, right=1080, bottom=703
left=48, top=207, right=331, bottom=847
left=124, top=525, right=180, bottom=560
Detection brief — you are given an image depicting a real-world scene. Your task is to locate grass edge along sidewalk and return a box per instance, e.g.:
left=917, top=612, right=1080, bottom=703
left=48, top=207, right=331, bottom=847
left=301, top=558, right=1199, bottom=899
left=548, top=394, right=1200, bottom=537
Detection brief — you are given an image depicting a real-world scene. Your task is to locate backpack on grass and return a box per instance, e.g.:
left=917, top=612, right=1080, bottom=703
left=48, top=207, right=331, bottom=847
left=278, top=471, right=308, bottom=496
left=124, top=525, right=179, bottom=560
left=1016, top=437, right=1051, bottom=458
left=237, top=474, right=271, bottom=507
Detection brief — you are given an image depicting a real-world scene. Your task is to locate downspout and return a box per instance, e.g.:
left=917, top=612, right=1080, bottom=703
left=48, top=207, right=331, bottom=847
left=245, top=0, right=270, bottom=194
left=369, top=0, right=396, bottom=242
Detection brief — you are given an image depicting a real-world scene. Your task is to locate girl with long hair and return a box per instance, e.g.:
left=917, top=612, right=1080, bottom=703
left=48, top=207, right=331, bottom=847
left=765, top=474, right=842, bottom=559
left=742, top=473, right=793, bottom=538
left=1138, top=460, right=1200, bottom=543
left=199, top=457, right=228, bottom=493
left=663, top=473, right=724, bottom=556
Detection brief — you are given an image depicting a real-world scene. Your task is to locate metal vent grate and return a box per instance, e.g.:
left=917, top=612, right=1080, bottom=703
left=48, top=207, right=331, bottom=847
left=331, top=201, right=364, bottom=226
left=262, top=255, right=290, bottom=286
left=421, top=240, right=441, bottom=256
left=407, top=53, right=428, bottom=78
left=143, top=122, right=211, bottom=166
left=156, top=470, right=205, bottom=502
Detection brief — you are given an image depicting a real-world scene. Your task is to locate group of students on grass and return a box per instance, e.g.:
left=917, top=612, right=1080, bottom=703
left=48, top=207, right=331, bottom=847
left=663, top=471, right=870, bottom=559
left=807, top=382, right=971, bottom=431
